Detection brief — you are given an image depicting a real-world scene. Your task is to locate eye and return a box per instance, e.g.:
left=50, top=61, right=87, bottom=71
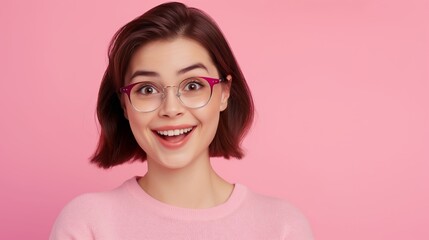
left=136, top=84, right=159, bottom=95
left=183, top=80, right=204, bottom=91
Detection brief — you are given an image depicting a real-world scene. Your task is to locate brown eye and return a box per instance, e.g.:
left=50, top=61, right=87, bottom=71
left=136, top=85, right=159, bottom=95
left=183, top=80, right=204, bottom=91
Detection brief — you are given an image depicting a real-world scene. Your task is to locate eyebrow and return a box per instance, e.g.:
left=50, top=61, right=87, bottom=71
left=129, top=63, right=209, bottom=80
left=177, top=63, right=208, bottom=75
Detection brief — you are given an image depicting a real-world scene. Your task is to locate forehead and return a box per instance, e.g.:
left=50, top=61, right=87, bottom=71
left=127, top=37, right=217, bottom=79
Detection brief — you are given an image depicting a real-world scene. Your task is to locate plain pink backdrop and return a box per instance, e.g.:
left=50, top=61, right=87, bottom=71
left=1, top=0, right=428, bottom=239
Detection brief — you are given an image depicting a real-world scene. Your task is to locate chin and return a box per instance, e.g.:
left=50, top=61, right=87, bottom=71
left=150, top=149, right=209, bottom=171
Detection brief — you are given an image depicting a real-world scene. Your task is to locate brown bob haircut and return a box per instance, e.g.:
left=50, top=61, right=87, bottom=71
left=91, top=2, right=254, bottom=168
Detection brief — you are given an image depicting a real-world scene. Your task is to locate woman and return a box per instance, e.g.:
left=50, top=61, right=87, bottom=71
left=50, top=2, right=313, bottom=239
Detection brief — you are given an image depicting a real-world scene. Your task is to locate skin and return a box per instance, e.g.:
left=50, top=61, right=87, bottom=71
left=122, top=37, right=234, bottom=209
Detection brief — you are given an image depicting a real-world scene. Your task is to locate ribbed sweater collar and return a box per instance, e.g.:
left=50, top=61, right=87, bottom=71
left=125, top=176, right=247, bottom=221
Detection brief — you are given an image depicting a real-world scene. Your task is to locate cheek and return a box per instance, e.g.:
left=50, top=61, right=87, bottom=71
left=196, top=96, right=222, bottom=136
left=125, top=100, right=144, bottom=125
left=200, top=109, right=220, bottom=127
left=194, top=109, right=220, bottom=148
left=126, top=108, right=151, bottom=140
left=126, top=113, right=158, bottom=155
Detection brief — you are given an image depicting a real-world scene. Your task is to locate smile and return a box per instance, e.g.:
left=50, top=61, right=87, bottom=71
left=156, top=127, right=193, bottom=137
left=152, top=126, right=195, bottom=148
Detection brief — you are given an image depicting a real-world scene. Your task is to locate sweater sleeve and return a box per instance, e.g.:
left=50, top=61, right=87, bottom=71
left=49, top=195, right=96, bottom=240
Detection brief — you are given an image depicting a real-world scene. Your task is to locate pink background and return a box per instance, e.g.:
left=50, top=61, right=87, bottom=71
left=1, top=0, right=428, bottom=239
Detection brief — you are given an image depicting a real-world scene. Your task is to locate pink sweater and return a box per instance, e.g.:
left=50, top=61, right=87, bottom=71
left=50, top=177, right=313, bottom=239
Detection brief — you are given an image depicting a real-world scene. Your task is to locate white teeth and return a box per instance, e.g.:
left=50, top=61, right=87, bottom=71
left=157, top=127, right=193, bottom=136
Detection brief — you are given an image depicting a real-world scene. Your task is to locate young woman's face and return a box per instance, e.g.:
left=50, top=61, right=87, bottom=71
left=123, top=37, right=230, bottom=170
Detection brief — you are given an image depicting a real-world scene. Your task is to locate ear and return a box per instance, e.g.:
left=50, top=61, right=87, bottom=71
left=219, top=75, right=232, bottom=111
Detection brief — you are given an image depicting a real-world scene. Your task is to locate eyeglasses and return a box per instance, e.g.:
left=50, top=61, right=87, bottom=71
left=120, top=76, right=224, bottom=112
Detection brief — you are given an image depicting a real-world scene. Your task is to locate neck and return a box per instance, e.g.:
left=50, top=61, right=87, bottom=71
left=138, top=156, right=233, bottom=209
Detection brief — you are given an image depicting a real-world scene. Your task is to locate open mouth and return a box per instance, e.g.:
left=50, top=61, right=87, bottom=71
left=153, top=127, right=194, bottom=143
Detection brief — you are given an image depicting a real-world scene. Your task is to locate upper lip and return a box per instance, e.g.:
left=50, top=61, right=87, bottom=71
left=152, top=125, right=195, bottom=131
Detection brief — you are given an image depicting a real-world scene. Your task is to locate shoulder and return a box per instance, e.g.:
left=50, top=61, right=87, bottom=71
left=56, top=179, right=131, bottom=217
left=241, top=185, right=314, bottom=240
left=54, top=190, right=115, bottom=219
left=49, top=178, right=133, bottom=240
left=244, top=188, right=307, bottom=219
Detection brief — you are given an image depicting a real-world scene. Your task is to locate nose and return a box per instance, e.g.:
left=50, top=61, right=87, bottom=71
left=158, top=86, right=185, bottom=118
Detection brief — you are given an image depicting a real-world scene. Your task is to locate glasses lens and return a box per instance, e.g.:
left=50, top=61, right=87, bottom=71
left=130, top=82, right=163, bottom=112
left=179, top=77, right=212, bottom=108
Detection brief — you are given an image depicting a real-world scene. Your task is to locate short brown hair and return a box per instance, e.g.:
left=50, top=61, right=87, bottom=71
left=91, top=2, right=254, bottom=168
